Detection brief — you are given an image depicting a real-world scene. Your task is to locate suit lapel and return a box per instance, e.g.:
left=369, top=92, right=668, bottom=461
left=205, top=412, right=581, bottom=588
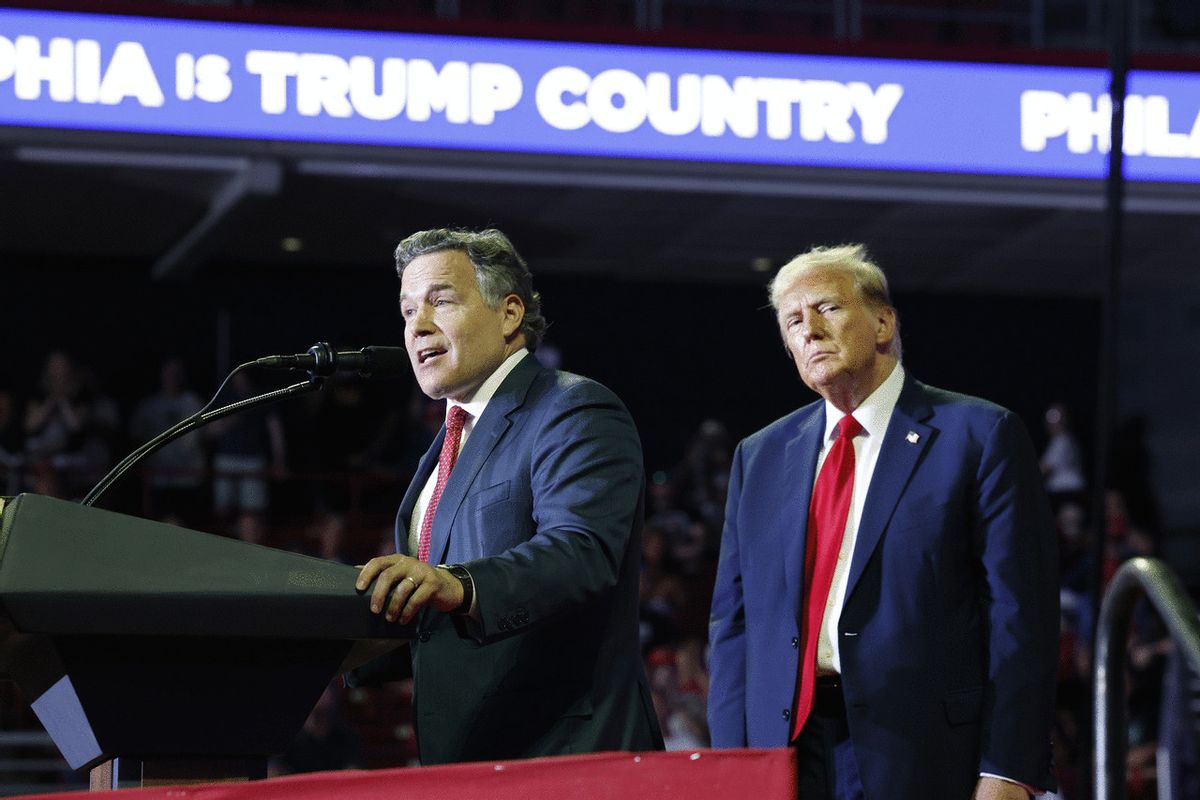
left=426, top=355, right=543, bottom=565
left=844, top=378, right=933, bottom=602
left=783, top=404, right=825, bottom=625
left=395, top=432, right=443, bottom=556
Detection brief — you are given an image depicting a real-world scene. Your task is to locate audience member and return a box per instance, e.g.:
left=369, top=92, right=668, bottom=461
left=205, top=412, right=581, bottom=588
left=23, top=351, right=117, bottom=498
left=1041, top=403, right=1086, bottom=511
left=672, top=418, right=732, bottom=531
left=209, top=371, right=286, bottom=541
left=646, top=644, right=710, bottom=751
left=129, top=358, right=205, bottom=524
left=639, top=524, right=687, bottom=651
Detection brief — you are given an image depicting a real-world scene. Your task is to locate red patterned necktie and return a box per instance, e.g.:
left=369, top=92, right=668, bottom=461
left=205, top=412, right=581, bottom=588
left=791, top=414, right=862, bottom=739
left=417, top=405, right=469, bottom=563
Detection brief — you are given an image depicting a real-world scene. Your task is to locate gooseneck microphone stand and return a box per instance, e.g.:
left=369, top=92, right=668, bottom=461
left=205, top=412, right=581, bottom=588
left=81, top=343, right=339, bottom=509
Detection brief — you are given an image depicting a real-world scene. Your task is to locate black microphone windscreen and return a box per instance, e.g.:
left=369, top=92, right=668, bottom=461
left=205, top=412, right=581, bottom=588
left=361, top=347, right=409, bottom=376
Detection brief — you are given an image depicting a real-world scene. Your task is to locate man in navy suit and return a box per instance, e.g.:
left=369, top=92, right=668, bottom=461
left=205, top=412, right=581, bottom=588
left=707, top=245, right=1057, bottom=799
left=355, top=228, right=661, bottom=765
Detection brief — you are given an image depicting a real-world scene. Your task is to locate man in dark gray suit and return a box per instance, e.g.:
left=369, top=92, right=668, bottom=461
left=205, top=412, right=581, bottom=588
left=355, top=228, right=662, bottom=764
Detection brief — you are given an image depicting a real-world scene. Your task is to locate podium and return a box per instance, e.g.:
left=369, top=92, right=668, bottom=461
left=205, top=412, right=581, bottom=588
left=0, top=494, right=412, bottom=788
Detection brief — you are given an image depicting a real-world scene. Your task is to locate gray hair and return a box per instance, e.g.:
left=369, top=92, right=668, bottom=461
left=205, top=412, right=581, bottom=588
left=769, top=243, right=901, bottom=358
left=394, top=228, right=547, bottom=351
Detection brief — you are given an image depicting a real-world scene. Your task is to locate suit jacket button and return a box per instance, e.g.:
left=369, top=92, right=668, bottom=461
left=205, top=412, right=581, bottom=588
left=418, top=631, right=431, bottom=643
left=782, top=708, right=791, bottom=720
left=791, top=637, right=799, bottom=648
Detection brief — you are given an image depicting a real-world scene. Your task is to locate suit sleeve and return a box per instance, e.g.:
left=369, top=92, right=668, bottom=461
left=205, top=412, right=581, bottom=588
left=974, top=410, right=1059, bottom=789
left=460, top=380, right=642, bottom=643
left=707, top=441, right=748, bottom=747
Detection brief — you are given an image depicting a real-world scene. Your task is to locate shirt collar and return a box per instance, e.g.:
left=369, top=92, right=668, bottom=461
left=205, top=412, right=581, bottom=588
left=822, top=362, right=905, bottom=445
left=448, top=348, right=530, bottom=422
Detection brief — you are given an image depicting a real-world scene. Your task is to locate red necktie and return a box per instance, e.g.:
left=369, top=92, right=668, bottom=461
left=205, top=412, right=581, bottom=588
left=791, top=414, right=862, bottom=739
left=417, top=405, right=469, bottom=563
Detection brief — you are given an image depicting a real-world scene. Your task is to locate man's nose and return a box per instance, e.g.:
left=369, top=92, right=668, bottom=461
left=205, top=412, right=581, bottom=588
left=409, top=304, right=435, bottom=334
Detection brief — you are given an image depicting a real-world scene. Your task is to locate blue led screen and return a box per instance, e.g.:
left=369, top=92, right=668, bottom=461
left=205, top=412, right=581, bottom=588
left=2, top=8, right=1199, bottom=182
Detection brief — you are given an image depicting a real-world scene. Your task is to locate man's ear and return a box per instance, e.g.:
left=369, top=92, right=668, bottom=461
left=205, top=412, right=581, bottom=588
left=501, top=294, right=525, bottom=339
left=875, top=306, right=897, bottom=350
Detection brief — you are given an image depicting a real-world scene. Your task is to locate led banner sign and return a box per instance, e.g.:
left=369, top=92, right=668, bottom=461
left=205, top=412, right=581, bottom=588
left=2, top=7, right=1199, bottom=182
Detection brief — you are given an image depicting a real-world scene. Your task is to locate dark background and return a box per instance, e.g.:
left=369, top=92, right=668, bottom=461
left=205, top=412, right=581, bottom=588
left=5, top=260, right=1099, bottom=472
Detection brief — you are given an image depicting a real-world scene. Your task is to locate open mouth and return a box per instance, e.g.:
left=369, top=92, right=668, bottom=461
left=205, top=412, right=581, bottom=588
left=417, top=348, right=446, bottom=364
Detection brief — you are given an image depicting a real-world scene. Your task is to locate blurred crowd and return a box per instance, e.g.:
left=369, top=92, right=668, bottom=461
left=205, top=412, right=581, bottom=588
left=1, top=351, right=1198, bottom=798
left=1042, top=405, right=1200, bottom=800
left=0, top=349, right=434, bottom=555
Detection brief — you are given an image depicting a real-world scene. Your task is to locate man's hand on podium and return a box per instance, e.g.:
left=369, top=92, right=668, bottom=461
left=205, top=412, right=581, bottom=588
left=356, top=555, right=465, bottom=625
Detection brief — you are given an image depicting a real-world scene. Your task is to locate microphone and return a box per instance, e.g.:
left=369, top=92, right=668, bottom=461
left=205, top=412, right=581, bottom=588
left=256, top=342, right=409, bottom=377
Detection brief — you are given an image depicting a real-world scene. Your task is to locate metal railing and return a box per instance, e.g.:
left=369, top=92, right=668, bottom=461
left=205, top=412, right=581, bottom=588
left=1094, top=557, right=1200, bottom=800
left=0, top=730, right=79, bottom=797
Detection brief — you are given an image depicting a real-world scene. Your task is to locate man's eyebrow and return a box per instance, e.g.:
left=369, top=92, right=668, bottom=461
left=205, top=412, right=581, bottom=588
left=782, top=293, right=827, bottom=308
left=399, top=282, right=456, bottom=301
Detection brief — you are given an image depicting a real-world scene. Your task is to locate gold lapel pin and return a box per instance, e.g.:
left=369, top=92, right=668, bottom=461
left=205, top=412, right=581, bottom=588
left=906, top=431, right=920, bottom=444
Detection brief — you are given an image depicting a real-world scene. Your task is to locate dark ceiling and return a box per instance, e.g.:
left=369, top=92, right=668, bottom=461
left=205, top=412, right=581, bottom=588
left=3, top=123, right=1200, bottom=297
